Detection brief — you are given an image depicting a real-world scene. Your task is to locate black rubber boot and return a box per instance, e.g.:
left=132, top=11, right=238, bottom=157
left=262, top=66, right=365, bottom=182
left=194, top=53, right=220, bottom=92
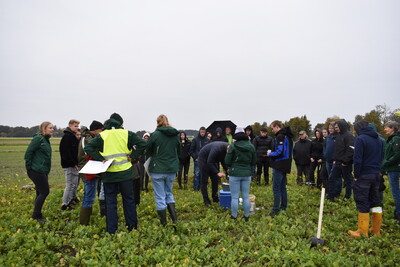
left=157, top=209, right=167, bottom=226
left=167, top=203, right=178, bottom=224
left=99, top=200, right=106, bottom=217
left=79, top=207, right=92, bottom=225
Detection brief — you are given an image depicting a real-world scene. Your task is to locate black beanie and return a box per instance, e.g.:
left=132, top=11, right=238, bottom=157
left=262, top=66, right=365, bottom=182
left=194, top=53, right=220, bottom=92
left=110, top=113, right=123, bottom=125
left=90, top=120, right=104, bottom=131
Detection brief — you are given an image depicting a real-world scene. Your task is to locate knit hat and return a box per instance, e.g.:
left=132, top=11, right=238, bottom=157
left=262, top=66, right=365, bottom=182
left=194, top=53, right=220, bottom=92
left=216, top=127, right=223, bottom=133
left=110, top=113, right=123, bottom=125
left=143, top=132, right=150, bottom=139
left=299, top=130, right=306, bottom=135
left=235, top=127, right=244, bottom=134
left=89, top=120, right=104, bottom=131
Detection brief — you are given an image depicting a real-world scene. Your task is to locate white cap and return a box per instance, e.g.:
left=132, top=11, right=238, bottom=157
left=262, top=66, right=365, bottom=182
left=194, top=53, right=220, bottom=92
left=235, top=127, right=244, bottom=134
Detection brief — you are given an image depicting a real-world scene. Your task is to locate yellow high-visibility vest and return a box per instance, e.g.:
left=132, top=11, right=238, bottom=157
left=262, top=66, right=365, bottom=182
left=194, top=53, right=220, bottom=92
left=100, top=129, right=132, bottom=172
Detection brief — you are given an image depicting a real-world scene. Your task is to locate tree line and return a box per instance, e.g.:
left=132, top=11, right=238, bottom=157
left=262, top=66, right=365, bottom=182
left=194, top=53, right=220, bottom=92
left=1, top=104, right=398, bottom=139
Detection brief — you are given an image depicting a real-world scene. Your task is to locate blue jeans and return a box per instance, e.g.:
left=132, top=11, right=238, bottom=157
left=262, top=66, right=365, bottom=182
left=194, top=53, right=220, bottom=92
left=230, top=176, right=251, bottom=218
left=328, top=163, right=353, bottom=200
left=82, top=178, right=98, bottom=208
left=388, top=172, right=400, bottom=217
left=150, top=173, right=176, bottom=210
left=103, top=179, right=137, bottom=234
left=326, top=162, right=333, bottom=176
left=272, top=169, right=287, bottom=212
left=193, top=161, right=200, bottom=191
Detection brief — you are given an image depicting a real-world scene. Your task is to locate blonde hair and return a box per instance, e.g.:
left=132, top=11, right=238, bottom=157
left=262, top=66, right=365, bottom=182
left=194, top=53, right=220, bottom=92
left=39, top=121, right=52, bottom=135
left=157, top=114, right=171, bottom=128
left=68, top=119, right=80, bottom=126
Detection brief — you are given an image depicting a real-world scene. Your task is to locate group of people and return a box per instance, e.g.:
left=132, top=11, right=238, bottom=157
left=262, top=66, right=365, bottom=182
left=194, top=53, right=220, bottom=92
left=24, top=114, right=400, bottom=237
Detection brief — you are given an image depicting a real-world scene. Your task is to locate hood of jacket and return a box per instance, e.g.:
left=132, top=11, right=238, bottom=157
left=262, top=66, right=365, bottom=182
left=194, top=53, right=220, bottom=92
left=336, top=120, right=349, bottom=134
left=63, top=127, right=76, bottom=135
left=233, top=132, right=249, bottom=142
left=80, top=126, right=94, bottom=138
left=234, top=139, right=254, bottom=152
left=358, top=126, right=378, bottom=139
left=104, top=118, right=124, bottom=130
left=276, top=126, right=294, bottom=139
left=157, top=126, right=179, bottom=136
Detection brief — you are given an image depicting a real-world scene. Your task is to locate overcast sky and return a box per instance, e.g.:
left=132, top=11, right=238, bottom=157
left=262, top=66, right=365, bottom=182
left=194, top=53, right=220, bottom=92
left=1, top=0, right=399, bottom=133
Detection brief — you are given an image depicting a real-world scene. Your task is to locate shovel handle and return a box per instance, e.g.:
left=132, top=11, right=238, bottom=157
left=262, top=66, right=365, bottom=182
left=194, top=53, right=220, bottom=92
left=316, top=188, right=325, bottom=239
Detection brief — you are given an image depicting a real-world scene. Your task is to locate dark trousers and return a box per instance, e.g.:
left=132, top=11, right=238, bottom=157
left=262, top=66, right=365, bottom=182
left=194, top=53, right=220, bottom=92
left=139, top=162, right=149, bottom=191
left=104, top=179, right=137, bottom=234
left=272, top=169, right=287, bottom=212
left=309, top=161, right=322, bottom=184
left=353, top=174, right=382, bottom=213
left=319, top=162, right=329, bottom=189
left=27, top=170, right=50, bottom=218
left=327, top=163, right=353, bottom=200
left=296, top=164, right=310, bottom=184
left=177, top=161, right=190, bottom=188
left=256, top=157, right=270, bottom=185
left=199, top=161, right=220, bottom=205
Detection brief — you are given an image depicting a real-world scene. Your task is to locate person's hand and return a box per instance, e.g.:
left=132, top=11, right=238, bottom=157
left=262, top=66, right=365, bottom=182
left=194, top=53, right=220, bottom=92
left=310, top=158, right=315, bottom=162
left=317, top=159, right=322, bottom=163
left=341, top=163, right=347, bottom=167
left=217, top=172, right=225, bottom=178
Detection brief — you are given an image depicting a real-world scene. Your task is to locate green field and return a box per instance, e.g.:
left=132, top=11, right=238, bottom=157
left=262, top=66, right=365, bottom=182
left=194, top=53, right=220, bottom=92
left=0, top=138, right=399, bottom=266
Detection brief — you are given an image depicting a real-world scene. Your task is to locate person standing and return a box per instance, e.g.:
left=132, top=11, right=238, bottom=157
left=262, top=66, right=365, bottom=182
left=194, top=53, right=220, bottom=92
left=212, top=127, right=228, bottom=142
left=60, top=119, right=80, bottom=210
left=146, top=114, right=181, bottom=226
left=24, top=122, right=54, bottom=223
left=139, top=133, right=150, bottom=192
left=348, top=120, right=384, bottom=237
left=382, top=121, right=400, bottom=224
left=267, top=121, right=293, bottom=217
left=198, top=141, right=229, bottom=205
left=309, top=129, right=324, bottom=186
left=190, top=127, right=210, bottom=191
left=245, top=125, right=255, bottom=142
left=324, top=122, right=337, bottom=176
left=85, top=113, right=147, bottom=234
left=77, top=120, right=104, bottom=225
left=225, top=126, right=233, bottom=144
left=177, top=131, right=191, bottom=189
left=252, top=127, right=274, bottom=185
left=225, top=128, right=257, bottom=221
left=319, top=128, right=329, bottom=189
left=293, top=131, right=311, bottom=185
left=327, top=120, right=355, bottom=201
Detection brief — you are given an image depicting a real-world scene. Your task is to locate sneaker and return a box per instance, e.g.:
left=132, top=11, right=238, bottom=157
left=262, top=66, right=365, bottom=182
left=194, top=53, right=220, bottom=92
left=243, top=216, right=249, bottom=222
left=230, top=215, right=237, bottom=220
left=61, top=204, right=73, bottom=211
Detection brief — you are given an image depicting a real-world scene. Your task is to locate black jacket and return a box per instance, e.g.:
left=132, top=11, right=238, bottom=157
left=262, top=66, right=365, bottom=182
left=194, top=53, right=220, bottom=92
left=198, top=141, right=229, bottom=174
left=253, top=135, right=274, bottom=157
left=310, top=138, right=324, bottom=161
left=333, top=120, right=355, bottom=165
left=179, top=132, right=191, bottom=164
left=59, top=127, right=79, bottom=168
left=293, top=138, right=311, bottom=165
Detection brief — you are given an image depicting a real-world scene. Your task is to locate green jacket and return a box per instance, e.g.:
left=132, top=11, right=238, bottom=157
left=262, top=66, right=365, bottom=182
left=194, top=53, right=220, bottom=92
left=382, top=132, right=400, bottom=172
left=84, top=121, right=147, bottom=183
left=146, top=127, right=181, bottom=174
left=24, top=133, right=52, bottom=174
left=225, top=139, right=256, bottom=177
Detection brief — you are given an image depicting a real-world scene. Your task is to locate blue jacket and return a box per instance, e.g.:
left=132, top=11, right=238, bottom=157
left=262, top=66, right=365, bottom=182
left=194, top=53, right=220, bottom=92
left=269, top=127, right=294, bottom=174
left=324, top=133, right=337, bottom=164
left=353, top=126, right=384, bottom=178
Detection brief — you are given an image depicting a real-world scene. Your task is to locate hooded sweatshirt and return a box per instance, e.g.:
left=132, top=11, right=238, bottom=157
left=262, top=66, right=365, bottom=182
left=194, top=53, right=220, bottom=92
left=382, top=131, right=400, bottom=172
left=59, top=127, right=79, bottom=168
left=225, top=132, right=257, bottom=176
left=146, top=126, right=181, bottom=174
left=269, top=127, right=294, bottom=173
left=353, top=126, right=384, bottom=178
left=332, top=120, right=355, bottom=165
left=179, top=131, right=191, bottom=164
